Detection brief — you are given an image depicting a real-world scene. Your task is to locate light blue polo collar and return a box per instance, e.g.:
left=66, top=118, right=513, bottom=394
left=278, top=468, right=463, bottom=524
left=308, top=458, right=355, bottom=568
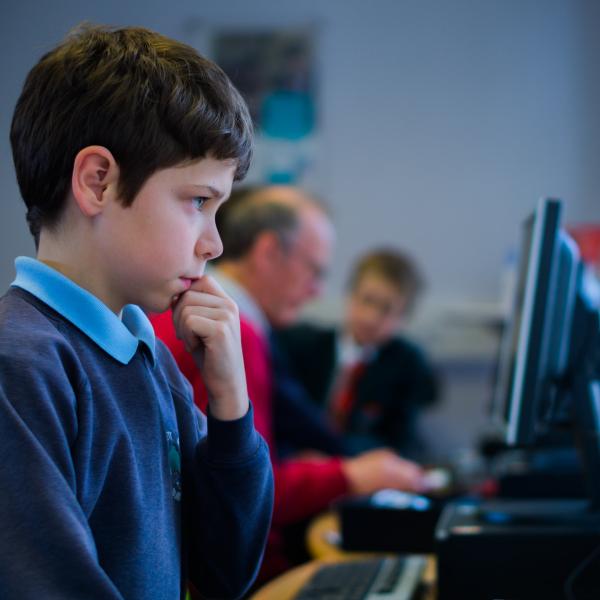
left=11, top=257, right=156, bottom=365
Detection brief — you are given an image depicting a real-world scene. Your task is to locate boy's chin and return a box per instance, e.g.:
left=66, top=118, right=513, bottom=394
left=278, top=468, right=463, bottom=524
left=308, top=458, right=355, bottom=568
left=138, top=288, right=186, bottom=314
left=141, top=296, right=176, bottom=315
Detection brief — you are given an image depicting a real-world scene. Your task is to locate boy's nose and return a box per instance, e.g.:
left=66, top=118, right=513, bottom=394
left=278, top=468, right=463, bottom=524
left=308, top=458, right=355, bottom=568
left=195, top=226, right=223, bottom=261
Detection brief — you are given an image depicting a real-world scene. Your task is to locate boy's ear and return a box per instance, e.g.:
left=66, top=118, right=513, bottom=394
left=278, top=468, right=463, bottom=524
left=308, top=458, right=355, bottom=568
left=71, top=146, right=120, bottom=217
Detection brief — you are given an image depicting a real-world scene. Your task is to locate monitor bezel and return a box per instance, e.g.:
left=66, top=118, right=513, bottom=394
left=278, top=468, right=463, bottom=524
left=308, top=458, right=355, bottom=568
left=505, top=198, right=562, bottom=445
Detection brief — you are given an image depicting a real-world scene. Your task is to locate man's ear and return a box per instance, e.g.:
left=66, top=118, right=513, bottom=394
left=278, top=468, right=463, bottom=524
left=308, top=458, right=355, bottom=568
left=71, top=146, right=119, bottom=217
left=252, top=231, right=284, bottom=271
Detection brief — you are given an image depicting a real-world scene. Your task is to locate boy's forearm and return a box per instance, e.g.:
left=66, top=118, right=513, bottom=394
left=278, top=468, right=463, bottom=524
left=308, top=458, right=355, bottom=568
left=188, top=406, right=274, bottom=598
left=172, top=276, right=250, bottom=421
left=205, top=388, right=250, bottom=421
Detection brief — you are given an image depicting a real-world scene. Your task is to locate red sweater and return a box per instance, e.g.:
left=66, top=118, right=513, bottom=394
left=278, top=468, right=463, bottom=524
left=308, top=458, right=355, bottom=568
left=150, top=310, right=348, bottom=578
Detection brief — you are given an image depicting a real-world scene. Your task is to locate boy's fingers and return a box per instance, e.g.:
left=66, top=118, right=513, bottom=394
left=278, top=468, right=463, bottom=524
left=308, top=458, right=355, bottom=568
left=175, top=306, right=230, bottom=334
left=188, top=274, right=229, bottom=299
left=173, top=308, right=219, bottom=344
left=173, top=290, right=229, bottom=316
left=173, top=276, right=238, bottom=320
left=172, top=291, right=236, bottom=327
left=176, top=313, right=220, bottom=351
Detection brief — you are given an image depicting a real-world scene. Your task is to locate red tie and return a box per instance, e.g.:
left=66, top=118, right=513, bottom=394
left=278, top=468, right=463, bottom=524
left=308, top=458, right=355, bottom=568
left=331, top=360, right=366, bottom=429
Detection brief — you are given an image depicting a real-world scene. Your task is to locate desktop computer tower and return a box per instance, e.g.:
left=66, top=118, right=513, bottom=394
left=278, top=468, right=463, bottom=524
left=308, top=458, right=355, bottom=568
left=435, top=499, right=600, bottom=599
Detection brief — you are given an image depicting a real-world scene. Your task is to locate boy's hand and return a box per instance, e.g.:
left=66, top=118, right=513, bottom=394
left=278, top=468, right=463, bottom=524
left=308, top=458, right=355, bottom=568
left=172, top=275, right=248, bottom=421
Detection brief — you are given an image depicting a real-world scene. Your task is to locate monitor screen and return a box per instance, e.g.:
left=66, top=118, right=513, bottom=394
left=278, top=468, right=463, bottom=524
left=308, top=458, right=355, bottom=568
left=490, top=215, right=534, bottom=429
left=494, top=198, right=579, bottom=446
left=490, top=196, right=600, bottom=507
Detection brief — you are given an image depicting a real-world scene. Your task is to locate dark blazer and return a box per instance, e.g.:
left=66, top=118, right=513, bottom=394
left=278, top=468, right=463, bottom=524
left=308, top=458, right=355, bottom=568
left=275, top=323, right=439, bottom=457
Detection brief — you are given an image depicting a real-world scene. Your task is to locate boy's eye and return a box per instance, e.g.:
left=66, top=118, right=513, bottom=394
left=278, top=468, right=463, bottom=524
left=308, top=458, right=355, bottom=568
left=192, top=196, right=209, bottom=211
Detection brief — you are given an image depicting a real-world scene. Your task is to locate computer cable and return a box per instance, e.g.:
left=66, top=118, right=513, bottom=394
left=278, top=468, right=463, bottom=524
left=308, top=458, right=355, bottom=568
left=563, top=540, right=600, bottom=599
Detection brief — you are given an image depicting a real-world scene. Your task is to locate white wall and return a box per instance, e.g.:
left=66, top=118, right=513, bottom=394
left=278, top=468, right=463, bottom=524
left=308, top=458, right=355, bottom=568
left=1, top=0, right=599, bottom=458
left=2, top=0, right=598, bottom=303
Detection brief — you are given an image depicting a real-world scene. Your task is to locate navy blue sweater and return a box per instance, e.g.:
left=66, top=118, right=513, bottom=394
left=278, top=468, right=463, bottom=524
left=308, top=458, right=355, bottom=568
left=0, top=283, right=273, bottom=599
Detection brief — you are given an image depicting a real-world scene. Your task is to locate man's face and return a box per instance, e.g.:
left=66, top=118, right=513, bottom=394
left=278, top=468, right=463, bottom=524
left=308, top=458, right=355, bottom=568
left=260, top=209, right=334, bottom=328
left=346, top=272, right=409, bottom=347
left=95, top=156, right=236, bottom=313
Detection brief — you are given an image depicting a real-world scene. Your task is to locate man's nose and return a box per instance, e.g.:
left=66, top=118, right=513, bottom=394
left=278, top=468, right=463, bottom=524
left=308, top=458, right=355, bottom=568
left=307, top=277, right=324, bottom=299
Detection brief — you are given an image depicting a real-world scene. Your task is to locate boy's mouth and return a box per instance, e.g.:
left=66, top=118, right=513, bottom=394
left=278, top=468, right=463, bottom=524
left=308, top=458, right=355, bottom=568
left=171, top=277, right=200, bottom=307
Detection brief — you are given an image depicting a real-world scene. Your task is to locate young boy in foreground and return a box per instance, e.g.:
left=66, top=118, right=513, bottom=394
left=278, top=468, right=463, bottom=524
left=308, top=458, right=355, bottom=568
left=0, top=24, right=273, bottom=599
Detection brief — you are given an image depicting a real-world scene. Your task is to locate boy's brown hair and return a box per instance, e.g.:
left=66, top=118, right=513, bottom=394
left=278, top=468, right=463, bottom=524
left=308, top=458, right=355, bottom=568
left=10, top=24, right=253, bottom=243
left=348, top=248, right=424, bottom=313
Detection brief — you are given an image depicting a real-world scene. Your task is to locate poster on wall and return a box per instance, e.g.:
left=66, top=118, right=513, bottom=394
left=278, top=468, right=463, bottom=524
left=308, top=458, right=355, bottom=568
left=212, top=28, right=324, bottom=189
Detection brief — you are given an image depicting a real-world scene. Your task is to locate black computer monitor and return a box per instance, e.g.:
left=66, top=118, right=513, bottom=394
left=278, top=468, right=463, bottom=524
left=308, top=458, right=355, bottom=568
left=494, top=197, right=600, bottom=506
left=496, top=198, right=578, bottom=445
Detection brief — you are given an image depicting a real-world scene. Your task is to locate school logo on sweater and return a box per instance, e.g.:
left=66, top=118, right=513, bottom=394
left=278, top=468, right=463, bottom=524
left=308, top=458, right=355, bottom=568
left=166, top=430, right=182, bottom=502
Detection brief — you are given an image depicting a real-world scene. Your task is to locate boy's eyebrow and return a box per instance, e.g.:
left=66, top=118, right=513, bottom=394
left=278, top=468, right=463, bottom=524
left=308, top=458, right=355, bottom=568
left=187, top=184, right=225, bottom=199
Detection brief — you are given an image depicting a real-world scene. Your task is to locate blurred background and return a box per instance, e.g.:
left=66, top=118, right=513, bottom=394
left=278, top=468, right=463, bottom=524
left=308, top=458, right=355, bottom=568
left=2, top=0, right=599, bottom=463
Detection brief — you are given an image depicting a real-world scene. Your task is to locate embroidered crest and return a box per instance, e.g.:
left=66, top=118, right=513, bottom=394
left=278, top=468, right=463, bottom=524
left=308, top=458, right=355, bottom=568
left=166, top=430, right=182, bottom=502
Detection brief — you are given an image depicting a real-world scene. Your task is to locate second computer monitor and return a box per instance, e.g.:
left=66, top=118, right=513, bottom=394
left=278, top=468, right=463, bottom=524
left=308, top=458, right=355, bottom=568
left=495, top=198, right=580, bottom=446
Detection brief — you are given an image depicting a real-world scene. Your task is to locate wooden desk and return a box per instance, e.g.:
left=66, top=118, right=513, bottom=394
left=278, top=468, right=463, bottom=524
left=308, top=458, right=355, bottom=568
left=251, top=512, right=436, bottom=599
left=306, top=512, right=349, bottom=559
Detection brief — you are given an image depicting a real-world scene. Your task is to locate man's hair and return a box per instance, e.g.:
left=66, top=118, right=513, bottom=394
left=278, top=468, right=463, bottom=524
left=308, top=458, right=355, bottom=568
left=216, top=186, right=302, bottom=261
left=347, top=248, right=425, bottom=312
left=10, top=24, right=253, bottom=243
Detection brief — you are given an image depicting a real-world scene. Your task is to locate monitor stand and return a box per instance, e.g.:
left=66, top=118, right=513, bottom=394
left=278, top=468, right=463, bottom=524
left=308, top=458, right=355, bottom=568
left=494, top=445, right=586, bottom=499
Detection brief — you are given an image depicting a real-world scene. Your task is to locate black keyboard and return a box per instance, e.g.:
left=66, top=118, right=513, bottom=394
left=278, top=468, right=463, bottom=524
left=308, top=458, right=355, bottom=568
left=293, top=556, right=426, bottom=600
